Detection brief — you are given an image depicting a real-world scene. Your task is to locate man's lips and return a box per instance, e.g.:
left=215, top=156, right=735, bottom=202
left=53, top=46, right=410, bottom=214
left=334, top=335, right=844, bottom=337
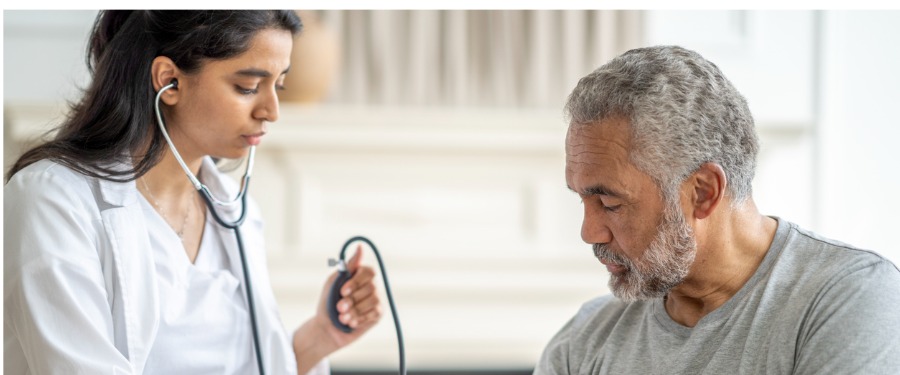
left=599, top=258, right=628, bottom=274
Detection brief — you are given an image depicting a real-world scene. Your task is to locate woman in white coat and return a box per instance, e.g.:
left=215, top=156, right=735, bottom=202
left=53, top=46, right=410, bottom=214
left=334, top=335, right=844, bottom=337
left=4, top=10, right=381, bottom=374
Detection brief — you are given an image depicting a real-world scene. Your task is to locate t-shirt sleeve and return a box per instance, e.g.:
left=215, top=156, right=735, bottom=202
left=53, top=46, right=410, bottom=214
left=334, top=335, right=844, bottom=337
left=534, top=296, right=613, bottom=375
left=533, top=314, right=575, bottom=375
left=793, top=258, right=900, bottom=374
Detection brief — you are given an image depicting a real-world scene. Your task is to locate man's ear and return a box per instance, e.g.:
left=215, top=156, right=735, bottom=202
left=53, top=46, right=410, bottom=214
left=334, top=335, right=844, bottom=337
left=150, top=56, right=181, bottom=105
left=687, top=162, right=727, bottom=220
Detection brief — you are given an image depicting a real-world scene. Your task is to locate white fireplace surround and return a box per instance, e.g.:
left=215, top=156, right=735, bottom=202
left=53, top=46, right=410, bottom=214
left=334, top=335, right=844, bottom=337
left=4, top=102, right=813, bottom=369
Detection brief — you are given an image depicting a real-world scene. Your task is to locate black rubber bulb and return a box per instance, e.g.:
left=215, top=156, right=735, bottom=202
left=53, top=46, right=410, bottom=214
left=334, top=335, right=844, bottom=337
left=327, top=268, right=354, bottom=333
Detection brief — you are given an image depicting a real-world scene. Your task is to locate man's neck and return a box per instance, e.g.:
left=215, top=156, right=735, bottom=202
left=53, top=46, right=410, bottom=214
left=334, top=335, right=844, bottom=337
left=664, top=204, right=777, bottom=327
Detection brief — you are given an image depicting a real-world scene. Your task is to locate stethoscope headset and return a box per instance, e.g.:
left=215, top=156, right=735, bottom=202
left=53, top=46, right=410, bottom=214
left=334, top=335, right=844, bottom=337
left=154, top=79, right=406, bottom=375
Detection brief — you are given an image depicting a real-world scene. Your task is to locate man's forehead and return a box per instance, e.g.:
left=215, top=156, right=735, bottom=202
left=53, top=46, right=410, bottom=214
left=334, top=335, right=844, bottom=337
left=566, top=119, right=631, bottom=156
left=565, top=117, right=643, bottom=195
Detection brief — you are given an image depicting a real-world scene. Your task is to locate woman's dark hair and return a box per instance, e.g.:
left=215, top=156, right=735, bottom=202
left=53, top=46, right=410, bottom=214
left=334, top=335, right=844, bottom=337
left=6, top=10, right=302, bottom=182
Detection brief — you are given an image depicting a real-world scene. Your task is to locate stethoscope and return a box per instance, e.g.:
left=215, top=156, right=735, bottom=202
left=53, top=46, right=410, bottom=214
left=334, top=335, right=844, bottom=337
left=153, top=79, right=406, bottom=375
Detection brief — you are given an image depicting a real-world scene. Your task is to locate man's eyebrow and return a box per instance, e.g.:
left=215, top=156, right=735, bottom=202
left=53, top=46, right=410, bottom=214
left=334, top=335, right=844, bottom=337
left=567, top=184, right=622, bottom=197
left=234, top=66, right=291, bottom=78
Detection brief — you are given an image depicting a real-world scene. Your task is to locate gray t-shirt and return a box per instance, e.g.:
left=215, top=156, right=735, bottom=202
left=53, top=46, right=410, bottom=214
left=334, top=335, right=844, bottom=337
left=535, top=218, right=900, bottom=374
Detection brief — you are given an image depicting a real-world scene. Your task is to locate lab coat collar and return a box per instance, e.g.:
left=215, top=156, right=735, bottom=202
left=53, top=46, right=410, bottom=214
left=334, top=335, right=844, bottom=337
left=85, top=156, right=263, bottom=372
left=94, top=156, right=241, bottom=211
left=95, top=160, right=139, bottom=207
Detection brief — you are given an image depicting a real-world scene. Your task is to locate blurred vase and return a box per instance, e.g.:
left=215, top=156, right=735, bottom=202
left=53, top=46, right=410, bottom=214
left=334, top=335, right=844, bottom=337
left=280, top=11, right=340, bottom=103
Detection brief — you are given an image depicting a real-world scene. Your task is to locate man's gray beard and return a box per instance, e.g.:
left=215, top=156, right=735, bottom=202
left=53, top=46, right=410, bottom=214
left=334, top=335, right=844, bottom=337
left=593, top=200, right=697, bottom=303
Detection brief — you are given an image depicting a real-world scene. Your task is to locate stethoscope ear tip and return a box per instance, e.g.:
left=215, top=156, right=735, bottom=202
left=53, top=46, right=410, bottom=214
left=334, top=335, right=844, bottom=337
left=169, top=78, right=178, bottom=88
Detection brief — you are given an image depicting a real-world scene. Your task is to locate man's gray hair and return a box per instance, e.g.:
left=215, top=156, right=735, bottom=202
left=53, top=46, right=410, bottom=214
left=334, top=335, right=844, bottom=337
left=565, top=45, right=758, bottom=204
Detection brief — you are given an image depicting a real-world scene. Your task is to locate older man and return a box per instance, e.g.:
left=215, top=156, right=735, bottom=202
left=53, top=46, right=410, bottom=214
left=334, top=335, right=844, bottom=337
left=535, top=46, right=900, bottom=374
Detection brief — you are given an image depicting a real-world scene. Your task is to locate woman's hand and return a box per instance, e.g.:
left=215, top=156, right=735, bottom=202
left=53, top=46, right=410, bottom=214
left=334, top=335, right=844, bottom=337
left=293, top=246, right=382, bottom=373
left=317, top=245, right=382, bottom=345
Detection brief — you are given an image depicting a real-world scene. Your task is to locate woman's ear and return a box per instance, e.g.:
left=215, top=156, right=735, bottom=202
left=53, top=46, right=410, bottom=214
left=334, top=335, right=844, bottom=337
left=150, top=56, right=181, bottom=105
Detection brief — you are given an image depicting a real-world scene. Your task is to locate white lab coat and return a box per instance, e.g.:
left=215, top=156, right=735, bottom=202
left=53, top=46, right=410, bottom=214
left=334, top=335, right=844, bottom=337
left=4, top=158, right=328, bottom=374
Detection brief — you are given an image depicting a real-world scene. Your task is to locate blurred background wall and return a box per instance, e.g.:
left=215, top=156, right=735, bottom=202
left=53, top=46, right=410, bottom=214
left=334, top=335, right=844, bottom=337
left=4, top=9, right=899, bottom=374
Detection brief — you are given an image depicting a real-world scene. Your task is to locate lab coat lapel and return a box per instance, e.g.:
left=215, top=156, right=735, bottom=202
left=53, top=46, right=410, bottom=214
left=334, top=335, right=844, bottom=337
left=96, top=169, right=160, bottom=373
left=198, top=158, right=247, bottom=285
left=200, top=157, right=281, bottom=368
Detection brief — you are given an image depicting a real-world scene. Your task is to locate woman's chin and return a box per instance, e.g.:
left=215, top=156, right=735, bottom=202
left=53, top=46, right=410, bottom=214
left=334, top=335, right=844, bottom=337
left=212, top=147, right=251, bottom=161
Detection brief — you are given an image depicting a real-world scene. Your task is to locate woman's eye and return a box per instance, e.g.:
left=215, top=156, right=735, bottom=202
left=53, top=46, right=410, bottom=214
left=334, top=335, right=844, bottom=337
left=236, top=85, right=259, bottom=95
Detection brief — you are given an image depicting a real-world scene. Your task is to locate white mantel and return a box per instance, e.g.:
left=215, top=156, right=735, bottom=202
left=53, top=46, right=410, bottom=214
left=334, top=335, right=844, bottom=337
left=4, top=102, right=606, bottom=369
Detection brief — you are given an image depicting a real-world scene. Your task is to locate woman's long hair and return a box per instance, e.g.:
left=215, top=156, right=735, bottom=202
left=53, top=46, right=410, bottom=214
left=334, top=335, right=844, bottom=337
left=6, top=10, right=301, bottom=182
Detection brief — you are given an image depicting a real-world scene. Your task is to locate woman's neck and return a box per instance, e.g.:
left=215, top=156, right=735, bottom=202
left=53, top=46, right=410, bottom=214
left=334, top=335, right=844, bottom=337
left=137, top=146, right=207, bottom=261
left=141, top=148, right=202, bottom=197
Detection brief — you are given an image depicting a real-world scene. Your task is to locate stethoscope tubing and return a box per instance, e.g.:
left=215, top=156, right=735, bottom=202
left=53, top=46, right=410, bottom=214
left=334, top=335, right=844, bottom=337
left=154, top=80, right=406, bottom=375
left=338, top=236, right=407, bottom=375
left=155, top=81, right=266, bottom=375
left=153, top=80, right=255, bottom=206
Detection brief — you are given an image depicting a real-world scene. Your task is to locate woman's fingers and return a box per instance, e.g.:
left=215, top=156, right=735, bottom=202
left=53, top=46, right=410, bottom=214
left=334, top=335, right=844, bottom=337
left=341, top=265, right=375, bottom=298
left=346, top=288, right=379, bottom=314
left=346, top=245, right=363, bottom=271
left=336, top=265, right=381, bottom=328
left=340, top=302, right=382, bottom=328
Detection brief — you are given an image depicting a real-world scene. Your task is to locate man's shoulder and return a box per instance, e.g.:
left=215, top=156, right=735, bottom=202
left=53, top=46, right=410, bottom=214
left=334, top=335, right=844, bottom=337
left=767, top=219, right=900, bottom=318
left=536, top=293, right=651, bottom=373
left=779, top=220, right=899, bottom=281
left=575, top=294, right=625, bottom=320
left=773, top=222, right=900, bottom=373
left=566, top=294, right=650, bottom=338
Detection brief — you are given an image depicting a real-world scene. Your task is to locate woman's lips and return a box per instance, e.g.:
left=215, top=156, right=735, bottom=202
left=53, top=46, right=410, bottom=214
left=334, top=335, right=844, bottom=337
left=242, top=133, right=265, bottom=146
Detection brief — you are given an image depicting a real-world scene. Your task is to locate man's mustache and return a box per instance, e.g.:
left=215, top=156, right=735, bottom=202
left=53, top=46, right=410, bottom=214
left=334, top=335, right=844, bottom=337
left=593, top=243, right=631, bottom=268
